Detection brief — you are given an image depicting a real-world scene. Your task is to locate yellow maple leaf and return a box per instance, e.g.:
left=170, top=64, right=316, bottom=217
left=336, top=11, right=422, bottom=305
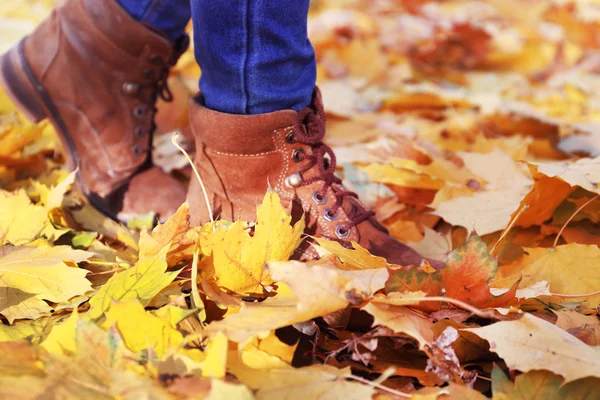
left=199, top=191, right=304, bottom=295
left=360, top=162, right=445, bottom=190
left=138, top=201, right=191, bottom=260
left=0, top=245, right=92, bottom=322
left=202, top=332, right=228, bottom=378
left=204, top=261, right=351, bottom=343
left=88, top=245, right=178, bottom=319
left=315, top=237, right=392, bottom=269
left=494, top=244, right=600, bottom=308
left=102, top=301, right=184, bottom=358
left=0, top=189, right=66, bottom=245
left=40, top=309, right=79, bottom=355
left=240, top=333, right=297, bottom=370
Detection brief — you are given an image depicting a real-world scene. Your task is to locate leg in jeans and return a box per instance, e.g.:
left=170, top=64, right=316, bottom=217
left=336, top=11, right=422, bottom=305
left=190, top=0, right=316, bottom=114
left=186, top=0, right=431, bottom=266
left=117, top=0, right=191, bottom=42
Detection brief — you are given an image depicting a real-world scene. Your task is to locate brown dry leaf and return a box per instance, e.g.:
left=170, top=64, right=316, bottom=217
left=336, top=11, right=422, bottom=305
left=554, top=310, right=600, bottom=346
left=364, top=297, right=434, bottom=349
left=465, top=313, right=600, bottom=383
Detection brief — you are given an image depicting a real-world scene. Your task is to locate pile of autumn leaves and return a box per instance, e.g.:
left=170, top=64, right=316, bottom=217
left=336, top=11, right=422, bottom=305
left=2, top=0, right=600, bottom=398
left=0, top=157, right=599, bottom=398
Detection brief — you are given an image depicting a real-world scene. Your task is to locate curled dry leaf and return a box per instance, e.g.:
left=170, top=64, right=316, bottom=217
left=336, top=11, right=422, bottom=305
left=465, top=313, right=600, bottom=383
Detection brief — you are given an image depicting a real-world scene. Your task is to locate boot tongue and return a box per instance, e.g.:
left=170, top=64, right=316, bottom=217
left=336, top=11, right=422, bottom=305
left=189, top=97, right=297, bottom=154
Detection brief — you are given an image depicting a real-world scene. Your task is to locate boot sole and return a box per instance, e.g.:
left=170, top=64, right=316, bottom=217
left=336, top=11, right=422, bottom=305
left=0, top=40, right=118, bottom=220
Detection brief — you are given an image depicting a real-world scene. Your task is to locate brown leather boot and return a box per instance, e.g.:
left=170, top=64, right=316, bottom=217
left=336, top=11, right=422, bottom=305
left=187, top=88, right=435, bottom=267
left=0, top=0, right=188, bottom=222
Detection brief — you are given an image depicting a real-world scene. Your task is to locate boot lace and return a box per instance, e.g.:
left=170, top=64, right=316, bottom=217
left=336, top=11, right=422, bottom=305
left=123, top=36, right=190, bottom=150
left=289, top=96, right=375, bottom=235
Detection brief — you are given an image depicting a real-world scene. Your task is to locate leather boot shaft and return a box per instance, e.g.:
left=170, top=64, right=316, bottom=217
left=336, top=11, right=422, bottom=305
left=1, top=0, right=189, bottom=220
left=23, top=0, right=181, bottom=195
left=187, top=88, right=431, bottom=265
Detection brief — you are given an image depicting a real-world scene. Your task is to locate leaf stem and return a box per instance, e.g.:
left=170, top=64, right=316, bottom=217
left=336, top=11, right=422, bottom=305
left=553, top=194, right=600, bottom=248
left=549, top=289, right=600, bottom=298
left=344, top=373, right=413, bottom=398
left=191, top=244, right=205, bottom=327
left=490, top=204, right=529, bottom=256
left=374, top=296, right=499, bottom=319
left=171, top=131, right=214, bottom=224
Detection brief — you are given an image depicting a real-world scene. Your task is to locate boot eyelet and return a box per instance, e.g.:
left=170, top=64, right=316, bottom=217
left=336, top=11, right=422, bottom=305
left=312, top=191, right=327, bottom=205
left=285, top=131, right=295, bottom=144
left=292, top=148, right=304, bottom=162
left=284, top=173, right=303, bottom=188
left=122, top=82, right=139, bottom=95
left=143, top=68, right=156, bottom=80
left=335, top=225, right=350, bottom=239
left=132, top=144, right=145, bottom=157
left=134, top=126, right=145, bottom=138
left=324, top=207, right=339, bottom=221
left=134, top=106, right=146, bottom=118
left=148, top=54, right=162, bottom=64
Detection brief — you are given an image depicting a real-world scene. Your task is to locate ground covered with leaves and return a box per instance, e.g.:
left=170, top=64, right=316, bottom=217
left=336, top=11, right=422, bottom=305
left=1, top=0, right=600, bottom=398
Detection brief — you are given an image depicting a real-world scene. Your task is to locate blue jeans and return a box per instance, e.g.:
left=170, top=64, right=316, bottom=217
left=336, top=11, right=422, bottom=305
left=117, top=0, right=316, bottom=115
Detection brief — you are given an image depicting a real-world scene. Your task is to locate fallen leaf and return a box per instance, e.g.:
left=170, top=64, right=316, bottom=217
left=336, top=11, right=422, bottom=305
left=204, top=261, right=351, bottom=343
left=434, top=149, right=533, bottom=235
left=533, top=157, right=600, bottom=194
left=494, top=244, right=600, bottom=308
left=0, top=189, right=65, bottom=245
left=206, top=379, right=254, bottom=400
left=102, top=301, right=184, bottom=358
left=386, top=234, right=519, bottom=311
left=200, top=191, right=304, bottom=295
left=230, top=364, right=375, bottom=400
left=0, top=245, right=92, bottom=322
left=492, top=366, right=600, bottom=400
left=316, top=237, right=393, bottom=269
left=465, top=313, right=600, bottom=383
left=363, top=300, right=434, bottom=348
left=88, top=245, right=178, bottom=319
